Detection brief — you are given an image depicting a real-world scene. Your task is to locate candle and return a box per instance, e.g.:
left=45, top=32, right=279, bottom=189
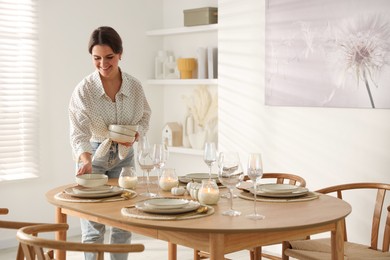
left=159, top=177, right=179, bottom=191
left=118, top=176, right=138, bottom=189
left=198, top=179, right=220, bottom=205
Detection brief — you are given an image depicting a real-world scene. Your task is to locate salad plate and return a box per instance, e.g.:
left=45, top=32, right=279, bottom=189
left=136, top=200, right=200, bottom=214
left=259, top=184, right=300, bottom=194
left=144, top=198, right=189, bottom=210
left=251, top=186, right=309, bottom=198
left=64, top=186, right=123, bottom=198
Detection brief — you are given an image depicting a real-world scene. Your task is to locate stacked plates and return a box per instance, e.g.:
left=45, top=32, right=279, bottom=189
left=179, top=173, right=220, bottom=184
left=135, top=198, right=200, bottom=214
left=251, top=184, right=309, bottom=198
left=64, top=185, right=123, bottom=198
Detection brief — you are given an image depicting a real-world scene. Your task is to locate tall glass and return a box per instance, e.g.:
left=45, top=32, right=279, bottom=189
left=137, top=135, right=156, bottom=197
left=137, top=135, right=150, bottom=184
left=203, top=142, right=217, bottom=179
left=246, top=153, right=265, bottom=220
left=218, top=152, right=243, bottom=216
left=152, top=143, right=169, bottom=196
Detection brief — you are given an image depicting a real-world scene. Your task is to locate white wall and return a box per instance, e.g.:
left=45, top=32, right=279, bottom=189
left=1, top=0, right=389, bottom=256
left=0, top=0, right=162, bottom=248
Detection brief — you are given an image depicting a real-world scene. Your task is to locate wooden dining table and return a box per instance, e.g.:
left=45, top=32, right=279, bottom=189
left=46, top=178, right=351, bottom=260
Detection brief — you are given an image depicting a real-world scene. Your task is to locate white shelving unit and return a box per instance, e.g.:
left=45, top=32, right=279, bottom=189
left=146, top=24, right=218, bottom=37
left=146, top=22, right=218, bottom=155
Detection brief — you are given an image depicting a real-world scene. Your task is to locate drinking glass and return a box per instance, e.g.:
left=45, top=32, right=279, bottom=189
left=137, top=136, right=156, bottom=197
left=246, top=153, right=265, bottom=220
left=137, top=135, right=150, bottom=184
left=152, top=143, right=169, bottom=176
left=218, top=151, right=243, bottom=216
left=203, top=142, right=217, bottom=179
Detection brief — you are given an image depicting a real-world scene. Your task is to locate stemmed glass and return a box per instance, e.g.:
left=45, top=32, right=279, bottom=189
left=246, top=153, right=265, bottom=220
left=137, top=135, right=150, bottom=184
left=137, top=135, right=156, bottom=197
left=218, top=152, right=243, bottom=216
left=203, top=142, right=217, bottom=179
left=152, top=143, right=169, bottom=195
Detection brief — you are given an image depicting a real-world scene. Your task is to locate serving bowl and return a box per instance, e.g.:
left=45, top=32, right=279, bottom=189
left=76, top=174, right=108, bottom=187
left=108, top=125, right=138, bottom=136
left=109, top=131, right=136, bottom=143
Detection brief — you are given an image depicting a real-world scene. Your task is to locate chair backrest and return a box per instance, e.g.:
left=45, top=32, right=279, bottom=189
left=1, top=208, right=44, bottom=260
left=17, top=223, right=145, bottom=260
left=261, top=172, right=307, bottom=187
left=316, top=183, right=390, bottom=252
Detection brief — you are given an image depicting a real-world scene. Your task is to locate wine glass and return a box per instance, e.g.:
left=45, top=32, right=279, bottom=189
left=218, top=152, right=243, bottom=216
left=246, top=153, right=265, bottom=220
left=137, top=136, right=156, bottom=197
left=137, top=134, right=150, bottom=184
left=203, top=142, right=217, bottom=179
left=152, top=143, right=169, bottom=195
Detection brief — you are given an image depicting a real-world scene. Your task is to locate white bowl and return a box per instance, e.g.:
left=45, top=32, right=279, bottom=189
left=108, top=125, right=138, bottom=136
left=109, top=131, right=136, bottom=143
left=76, top=174, right=108, bottom=187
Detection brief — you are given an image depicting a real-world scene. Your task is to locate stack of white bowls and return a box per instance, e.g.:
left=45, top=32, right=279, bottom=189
left=108, top=124, right=138, bottom=143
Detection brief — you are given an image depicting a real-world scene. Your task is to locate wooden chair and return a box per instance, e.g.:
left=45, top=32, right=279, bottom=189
left=283, top=183, right=390, bottom=260
left=0, top=208, right=44, bottom=260
left=17, top=223, right=145, bottom=260
left=194, top=173, right=307, bottom=260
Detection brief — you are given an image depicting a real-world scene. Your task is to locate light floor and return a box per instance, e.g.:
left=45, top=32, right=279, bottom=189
left=0, top=233, right=279, bottom=259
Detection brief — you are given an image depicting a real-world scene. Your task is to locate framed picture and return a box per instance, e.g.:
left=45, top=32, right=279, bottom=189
left=265, top=0, right=390, bottom=109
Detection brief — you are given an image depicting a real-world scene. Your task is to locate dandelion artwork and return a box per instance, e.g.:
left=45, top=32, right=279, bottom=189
left=265, top=0, right=390, bottom=108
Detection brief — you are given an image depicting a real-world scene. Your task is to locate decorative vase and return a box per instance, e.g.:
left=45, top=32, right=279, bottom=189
left=188, top=130, right=207, bottom=150
left=177, top=58, right=196, bottom=79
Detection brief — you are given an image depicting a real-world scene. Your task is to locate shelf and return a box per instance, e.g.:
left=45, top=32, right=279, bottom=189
left=147, top=79, right=218, bottom=85
left=146, top=24, right=218, bottom=36
left=168, top=147, right=203, bottom=156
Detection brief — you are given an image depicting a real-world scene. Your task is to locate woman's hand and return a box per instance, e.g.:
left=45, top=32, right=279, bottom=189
left=77, top=152, right=93, bottom=176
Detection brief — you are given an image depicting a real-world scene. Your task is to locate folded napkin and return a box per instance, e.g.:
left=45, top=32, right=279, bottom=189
left=93, top=131, right=131, bottom=160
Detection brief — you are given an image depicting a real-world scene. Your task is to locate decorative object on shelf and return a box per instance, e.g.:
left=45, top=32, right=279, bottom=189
left=197, top=47, right=208, bottom=79
left=154, top=50, right=168, bottom=79
left=208, top=46, right=218, bottom=79
left=159, top=168, right=179, bottom=191
left=163, top=55, right=179, bottom=79
left=177, top=58, right=196, bottom=79
left=197, top=179, right=219, bottom=205
left=183, top=86, right=218, bottom=149
left=182, top=111, right=193, bottom=148
left=183, top=7, right=218, bottom=27
left=162, top=122, right=183, bottom=147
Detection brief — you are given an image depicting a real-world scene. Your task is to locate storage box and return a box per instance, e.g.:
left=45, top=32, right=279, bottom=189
left=183, top=7, right=218, bottom=27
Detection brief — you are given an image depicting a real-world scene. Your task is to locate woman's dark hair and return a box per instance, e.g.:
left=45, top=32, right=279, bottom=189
left=88, top=26, right=123, bottom=54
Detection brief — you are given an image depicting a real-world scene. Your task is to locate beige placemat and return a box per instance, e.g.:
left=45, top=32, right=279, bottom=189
left=121, top=205, right=214, bottom=220
left=238, top=191, right=319, bottom=203
left=54, top=190, right=137, bottom=203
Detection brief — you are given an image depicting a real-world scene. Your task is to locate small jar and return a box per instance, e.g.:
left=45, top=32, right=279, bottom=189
left=118, top=166, right=138, bottom=189
left=159, top=168, right=179, bottom=191
left=198, top=179, right=220, bottom=205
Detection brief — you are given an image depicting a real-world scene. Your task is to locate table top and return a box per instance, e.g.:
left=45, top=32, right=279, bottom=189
left=46, top=178, right=351, bottom=235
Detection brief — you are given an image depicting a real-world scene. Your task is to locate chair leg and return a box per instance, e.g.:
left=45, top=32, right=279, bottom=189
left=251, top=247, right=261, bottom=260
left=194, top=249, right=201, bottom=260
left=282, top=241, right=290, bottom=260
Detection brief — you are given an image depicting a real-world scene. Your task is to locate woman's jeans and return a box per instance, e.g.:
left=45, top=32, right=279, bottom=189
left=80, top=142, right=134, bottom=260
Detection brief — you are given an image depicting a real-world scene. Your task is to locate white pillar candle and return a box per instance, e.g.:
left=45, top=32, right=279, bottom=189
left=198, top=187, right=220, bottom=205
left=159, top=177, right=179, bottom=191
left=118, top=176, right=138, bottom=189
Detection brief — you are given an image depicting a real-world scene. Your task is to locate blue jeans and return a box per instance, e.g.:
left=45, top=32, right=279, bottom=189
left=80, top=142, right=134, bottom=260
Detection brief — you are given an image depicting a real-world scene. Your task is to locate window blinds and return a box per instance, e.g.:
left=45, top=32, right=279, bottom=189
left=0, top=0, right=39, bottom=181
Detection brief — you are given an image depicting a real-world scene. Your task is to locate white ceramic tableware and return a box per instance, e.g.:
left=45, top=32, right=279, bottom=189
left=75, top=174, right=108, bottom=187
left=109, top=131, right=136, bottom=143
left=108, top=124, right=138, bottom=136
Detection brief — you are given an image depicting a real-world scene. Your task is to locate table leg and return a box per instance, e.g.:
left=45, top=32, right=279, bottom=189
left=331, top=219, right=344, bottom=260
left=55, top=207, right=67, bottom=260
left=168, top=242, right=177, bottom=260
left=209, top=233, right=225, bottom=260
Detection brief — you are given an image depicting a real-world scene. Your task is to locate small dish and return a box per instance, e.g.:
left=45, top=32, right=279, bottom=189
left=136, top=200, right=200, bottom=214
left=144, top=198, right=189, bottom=209
left=186, top=173, right=218, bottom=180
left=72, top=185, right=113, bottom=194
left=259, top=184, right=300, bottom=194
left=251, top=186, right=309, bottom=198
left=64, top=186, right=123, bottom=198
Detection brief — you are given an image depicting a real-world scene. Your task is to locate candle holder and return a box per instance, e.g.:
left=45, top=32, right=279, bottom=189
left=118, top=166, right=138, bottom=189
left=159, top=168, right=179, bottom=191
left=198, top=179, right=219, bottom=205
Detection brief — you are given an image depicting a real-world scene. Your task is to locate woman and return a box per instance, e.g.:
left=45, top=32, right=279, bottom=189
left=69, top=26, right=151, bottom=260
